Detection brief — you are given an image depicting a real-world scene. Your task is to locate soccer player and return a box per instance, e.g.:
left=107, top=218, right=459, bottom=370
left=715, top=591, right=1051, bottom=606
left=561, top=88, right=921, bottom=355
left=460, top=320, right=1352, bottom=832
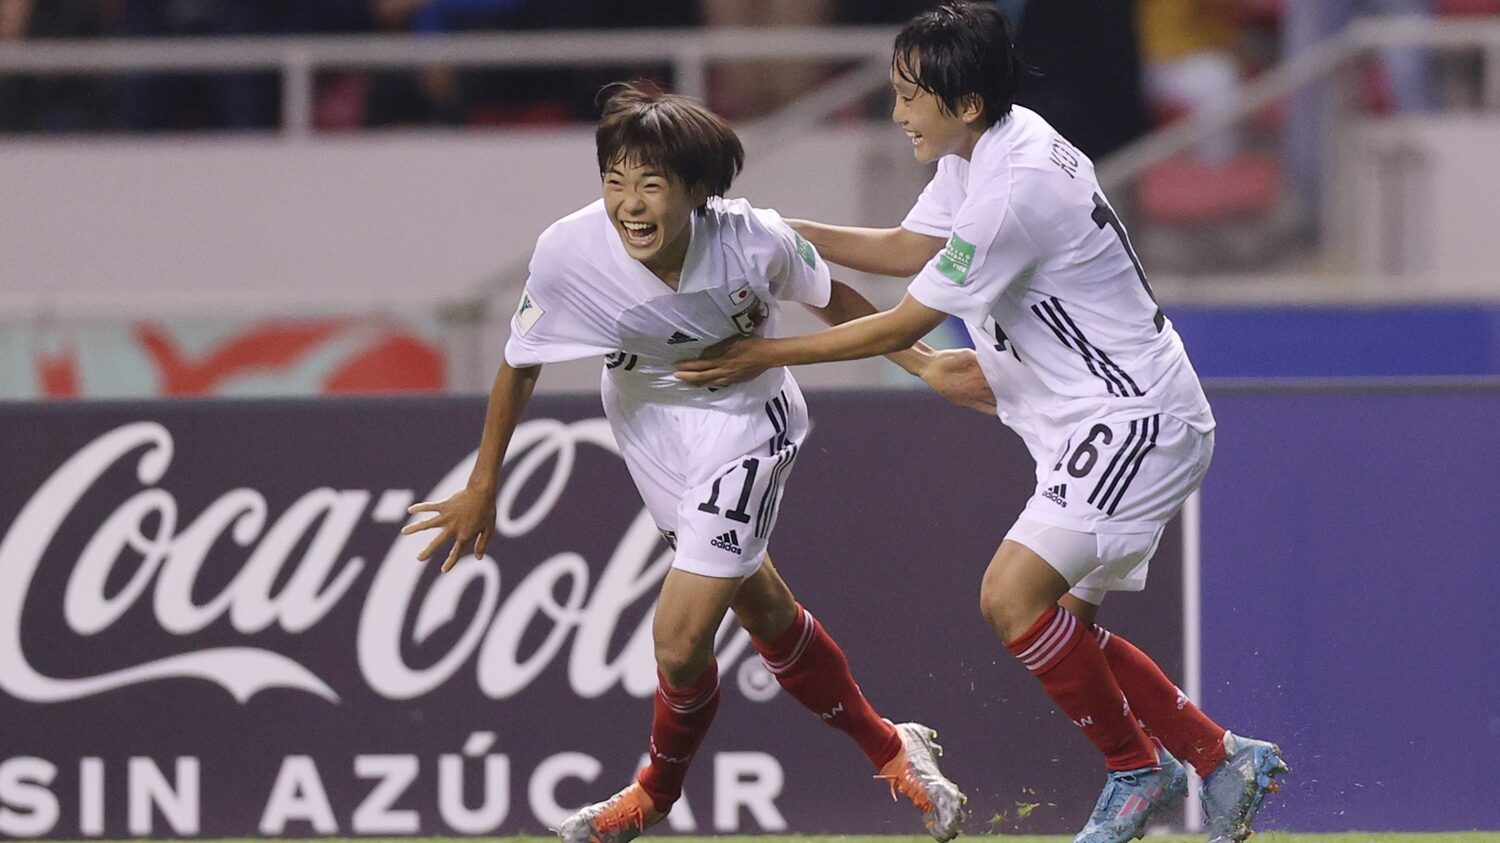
left=676, top=5, right=1288, bottom=843
left=403, top=83, right=979, bottom=843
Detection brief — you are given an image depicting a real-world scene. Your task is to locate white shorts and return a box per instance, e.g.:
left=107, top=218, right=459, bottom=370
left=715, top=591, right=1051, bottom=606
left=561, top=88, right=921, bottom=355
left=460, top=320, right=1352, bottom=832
left=601, top=373, right=808, bottom=579
left=1007, top=413, right=1213, bottom=598
left=1005, top=519, right=1163, bottom=604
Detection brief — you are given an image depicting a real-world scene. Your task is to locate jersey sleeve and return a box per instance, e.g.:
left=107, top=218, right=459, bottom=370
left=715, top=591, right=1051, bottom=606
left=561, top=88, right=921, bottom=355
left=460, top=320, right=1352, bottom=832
left=502, top=233, right=620, bottom=367
left=906, top=195, right=1041, bottom=325
left=901, top=159, right=961, bottom=238
left=750, top=207, right=832, bottom=308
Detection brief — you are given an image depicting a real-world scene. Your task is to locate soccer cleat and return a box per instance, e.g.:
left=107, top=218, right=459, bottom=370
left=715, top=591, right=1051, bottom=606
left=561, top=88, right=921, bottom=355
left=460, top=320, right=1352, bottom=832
left=1201, top=732, right=1289, bottom=843
left=875, top=721, right=968, bottom=842
left=1073, top=747, right=1187, bottom=843
left=555, top=781, right=664, bottom=843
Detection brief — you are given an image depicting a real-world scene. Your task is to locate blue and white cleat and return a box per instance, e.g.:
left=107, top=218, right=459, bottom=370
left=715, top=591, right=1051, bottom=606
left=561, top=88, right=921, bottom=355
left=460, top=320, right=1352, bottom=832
left=1201, top=732, right=1288, bottom=843
left=1073, top=747, right=1187, bottom=843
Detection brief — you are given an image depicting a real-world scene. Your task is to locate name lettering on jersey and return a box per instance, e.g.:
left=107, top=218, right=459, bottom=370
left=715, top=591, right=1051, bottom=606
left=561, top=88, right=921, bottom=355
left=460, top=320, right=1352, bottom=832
left=1049, top=136, right=1081, bottom=179
left=936, top=234, right=977, bottom=285
left=514, top=289, right=544, bottom=335
left=793, top=232, right=819, bottom=269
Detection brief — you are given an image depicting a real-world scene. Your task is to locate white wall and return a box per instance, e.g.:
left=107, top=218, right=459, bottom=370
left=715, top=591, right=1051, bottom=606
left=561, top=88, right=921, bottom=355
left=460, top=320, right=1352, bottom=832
left=0, top=125, right=940, bottom=394
left=1334, top=116, right=1500, bottom=296
left=0, top=126, right=928, bottom=317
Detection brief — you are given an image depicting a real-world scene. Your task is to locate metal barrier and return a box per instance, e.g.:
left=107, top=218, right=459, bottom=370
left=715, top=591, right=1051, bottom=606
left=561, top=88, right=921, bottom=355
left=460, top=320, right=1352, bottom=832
left=0, top=27, right=899, bottom=138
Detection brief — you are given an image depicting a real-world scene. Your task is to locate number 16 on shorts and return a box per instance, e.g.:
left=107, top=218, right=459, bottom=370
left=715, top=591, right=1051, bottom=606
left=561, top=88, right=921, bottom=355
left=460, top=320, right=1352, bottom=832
left=1033, top=414, right=1212, bottom=530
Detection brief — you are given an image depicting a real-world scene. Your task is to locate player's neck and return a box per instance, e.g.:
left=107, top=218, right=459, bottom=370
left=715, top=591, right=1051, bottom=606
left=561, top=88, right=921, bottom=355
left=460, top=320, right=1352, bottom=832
left=954, top=125, right=985, bottom=160
left=643, top=224, right=692, bottom=289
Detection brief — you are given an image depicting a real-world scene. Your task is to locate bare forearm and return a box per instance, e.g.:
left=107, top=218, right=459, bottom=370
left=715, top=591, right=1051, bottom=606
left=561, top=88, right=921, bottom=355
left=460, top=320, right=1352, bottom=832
left=809, top=281, right=931, bottom=376
left=469, top=361, right=540, bottom=494
left=768, top=294, right=944, bottom=367
left=769, top=315, right=924, bottom=366
left=788, top=220, right=942, bottom=278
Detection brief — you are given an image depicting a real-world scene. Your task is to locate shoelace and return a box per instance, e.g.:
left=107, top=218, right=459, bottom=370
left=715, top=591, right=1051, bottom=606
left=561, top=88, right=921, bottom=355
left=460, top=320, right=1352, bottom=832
left=592, top=793, right=646, bottom=835
left=875, top=757, right=936, bottom=813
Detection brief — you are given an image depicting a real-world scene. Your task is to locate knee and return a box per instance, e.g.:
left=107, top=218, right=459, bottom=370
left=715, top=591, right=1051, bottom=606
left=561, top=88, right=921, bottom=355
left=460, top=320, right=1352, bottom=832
left=979, top=572, right=1045, bottom=644
left=654, top=638, right=714, bottom=688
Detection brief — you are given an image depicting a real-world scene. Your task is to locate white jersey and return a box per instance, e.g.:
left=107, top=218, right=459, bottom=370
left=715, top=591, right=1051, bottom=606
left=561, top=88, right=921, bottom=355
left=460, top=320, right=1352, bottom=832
left=504, top=196, right=832, bottom=412
left=902, top=106, right=1214, bottom=472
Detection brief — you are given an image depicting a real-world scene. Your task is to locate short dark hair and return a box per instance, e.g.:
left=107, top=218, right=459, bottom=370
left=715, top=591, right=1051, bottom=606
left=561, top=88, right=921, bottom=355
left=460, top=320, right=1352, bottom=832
left=894, top=1, right=1022, bottom=128
left=595, top=82, right=744, bottom=207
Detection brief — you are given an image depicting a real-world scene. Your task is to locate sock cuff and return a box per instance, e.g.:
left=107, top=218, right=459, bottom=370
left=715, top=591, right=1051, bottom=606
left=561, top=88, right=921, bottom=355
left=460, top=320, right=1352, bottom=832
left=755, top=604, right=817, bottom=674
left=1006, top=605, right=1083, bottom=674
left=657, top=663, right=720, bottom=713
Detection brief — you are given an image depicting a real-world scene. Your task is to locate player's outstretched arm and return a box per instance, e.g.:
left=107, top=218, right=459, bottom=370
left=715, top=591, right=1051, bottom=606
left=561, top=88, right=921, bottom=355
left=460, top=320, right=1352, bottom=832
left=809, top=281, right=994, bottom=414
left=787, top=220, right=944, bottom=278
left=677, top=294, right=947, bottom=388
left=808, top=280, right=935, bottom=376
left=403, top=360, right=541, bottom=572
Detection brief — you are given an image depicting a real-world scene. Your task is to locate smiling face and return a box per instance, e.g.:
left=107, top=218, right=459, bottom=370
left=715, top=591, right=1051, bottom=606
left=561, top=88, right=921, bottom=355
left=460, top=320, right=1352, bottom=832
left=602, top=156, right=703, bottom=279
left=891, top=51, right=985, bottom=164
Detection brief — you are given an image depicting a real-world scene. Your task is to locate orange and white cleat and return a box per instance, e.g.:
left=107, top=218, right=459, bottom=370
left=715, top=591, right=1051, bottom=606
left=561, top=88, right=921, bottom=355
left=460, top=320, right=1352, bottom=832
left=556, top=781, right=665, bottom=843
left=876, top=721, right=968, bottom=841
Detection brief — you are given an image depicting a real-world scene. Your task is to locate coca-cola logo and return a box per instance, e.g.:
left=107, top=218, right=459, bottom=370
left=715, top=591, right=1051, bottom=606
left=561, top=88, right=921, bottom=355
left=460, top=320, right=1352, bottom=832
left=0, top=419, right=755, bottom=706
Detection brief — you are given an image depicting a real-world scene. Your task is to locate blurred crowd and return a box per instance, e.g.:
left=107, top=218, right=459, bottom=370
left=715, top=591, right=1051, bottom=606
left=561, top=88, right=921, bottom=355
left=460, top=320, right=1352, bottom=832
left=0, top=0, right=1479, bottom=143
left=0, top=0, right=936, bottom=132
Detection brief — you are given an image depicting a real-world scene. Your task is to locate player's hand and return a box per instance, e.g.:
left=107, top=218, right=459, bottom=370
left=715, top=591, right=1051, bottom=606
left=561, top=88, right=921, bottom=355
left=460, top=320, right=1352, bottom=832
left=403, top=485, right=497, bottom=573
left=675, top=335, right=773, bottom=388
left=920, top=348, right=996, bottom=415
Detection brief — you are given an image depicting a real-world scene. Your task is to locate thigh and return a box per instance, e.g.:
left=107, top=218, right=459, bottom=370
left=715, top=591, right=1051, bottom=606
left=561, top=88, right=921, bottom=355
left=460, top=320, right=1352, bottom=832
left=654, top=566, right=744, bottom=655
left=729, top=555, right=798, bottom=641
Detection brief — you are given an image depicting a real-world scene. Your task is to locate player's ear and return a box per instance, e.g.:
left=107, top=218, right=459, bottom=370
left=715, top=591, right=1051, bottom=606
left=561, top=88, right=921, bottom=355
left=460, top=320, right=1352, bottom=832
left=958, top=93, right=985, bottom=127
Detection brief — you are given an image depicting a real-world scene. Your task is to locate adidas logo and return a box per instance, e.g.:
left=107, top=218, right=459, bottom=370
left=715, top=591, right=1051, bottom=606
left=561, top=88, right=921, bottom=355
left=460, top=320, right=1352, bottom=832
left=1044, top=483, right=1068, bottom=507
left=711, top=530, right=742, bottom=555
left=666, top=330, right=699, bottom=345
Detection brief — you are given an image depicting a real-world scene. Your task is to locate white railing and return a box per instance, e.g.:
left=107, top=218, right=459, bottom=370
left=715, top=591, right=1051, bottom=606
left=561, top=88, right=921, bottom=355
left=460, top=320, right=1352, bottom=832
left=1098, top=17, right=1500, bottom=190
left=8, top=18, right=1496, bottom=179
left=0, top=27, right=899, bottom=138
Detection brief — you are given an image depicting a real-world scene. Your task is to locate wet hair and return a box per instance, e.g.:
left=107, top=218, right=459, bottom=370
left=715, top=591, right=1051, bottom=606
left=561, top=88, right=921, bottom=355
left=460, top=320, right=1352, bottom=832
left=893, top=1, right=1022, bottom=128
left=595, top=82, right=744, bottom=208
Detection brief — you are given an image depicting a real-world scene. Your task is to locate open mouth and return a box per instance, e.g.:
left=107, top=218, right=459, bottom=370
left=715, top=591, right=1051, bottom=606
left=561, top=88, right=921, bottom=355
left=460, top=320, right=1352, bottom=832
left=905, top=130, right=924, bottom=148
left=621, top=220, right=658, bottom=249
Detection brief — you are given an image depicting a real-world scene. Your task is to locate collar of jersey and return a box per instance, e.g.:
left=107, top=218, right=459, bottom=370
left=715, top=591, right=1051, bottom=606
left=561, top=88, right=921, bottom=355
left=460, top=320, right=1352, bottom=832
left=960, top=106, right=1027, bottom=186
left=604, top=205, right=713, bottom=295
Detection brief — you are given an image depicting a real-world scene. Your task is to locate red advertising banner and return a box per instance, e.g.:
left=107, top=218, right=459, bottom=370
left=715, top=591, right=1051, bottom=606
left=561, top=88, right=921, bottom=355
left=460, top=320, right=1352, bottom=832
left=0, top=394, right=1183, bottom=837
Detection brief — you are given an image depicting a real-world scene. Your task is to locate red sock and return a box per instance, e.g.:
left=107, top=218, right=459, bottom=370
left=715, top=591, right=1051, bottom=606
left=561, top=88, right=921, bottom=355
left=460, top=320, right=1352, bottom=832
left=753, top=605, right=902, bottom=769
left=636, top=664, right=720, bottom=812
left=1093, top=624, right=1227, bottom=777
left=1005, top=605, right=1157, bottom=771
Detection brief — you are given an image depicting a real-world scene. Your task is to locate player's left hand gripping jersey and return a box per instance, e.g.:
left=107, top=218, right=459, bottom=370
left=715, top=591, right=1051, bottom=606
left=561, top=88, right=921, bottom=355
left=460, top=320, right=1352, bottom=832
left=900, top=106, right=1214, bottom=469
left=505, top=196, right=831, bottom=411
